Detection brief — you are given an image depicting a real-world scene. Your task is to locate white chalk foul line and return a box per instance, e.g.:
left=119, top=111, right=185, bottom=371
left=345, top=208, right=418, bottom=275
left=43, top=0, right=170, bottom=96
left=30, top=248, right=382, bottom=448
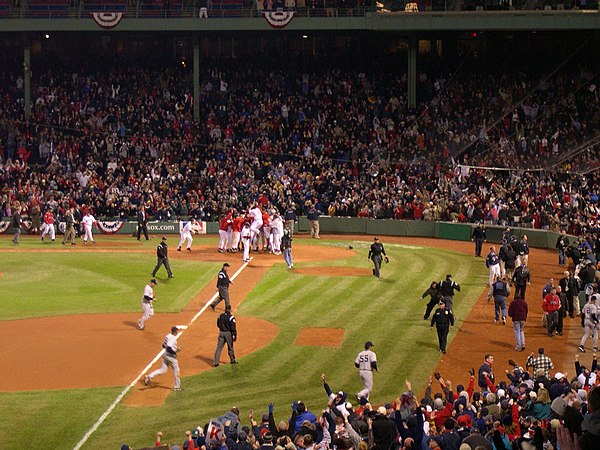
left=73, top=258, right=252, bottom=450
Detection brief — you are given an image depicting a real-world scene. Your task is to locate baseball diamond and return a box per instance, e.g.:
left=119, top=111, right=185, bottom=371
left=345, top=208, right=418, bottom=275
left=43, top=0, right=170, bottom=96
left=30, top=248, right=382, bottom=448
left=0, top=234, right=586, bottom=449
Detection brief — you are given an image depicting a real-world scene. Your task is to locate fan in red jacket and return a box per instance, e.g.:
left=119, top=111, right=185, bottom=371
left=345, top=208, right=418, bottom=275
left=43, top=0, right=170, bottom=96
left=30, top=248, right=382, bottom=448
left=542, top=288, right=561, bottom=337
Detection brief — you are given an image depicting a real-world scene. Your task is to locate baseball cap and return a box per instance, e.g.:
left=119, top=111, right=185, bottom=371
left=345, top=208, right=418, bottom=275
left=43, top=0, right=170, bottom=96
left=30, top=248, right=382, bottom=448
left=364, top=341, right=374, bottom=349
left=438, top=299, right=445, bottom=305
left=337, top=391, right=344, bottom=396
left=374, top=237, right=379, bottom=241
left=223, top=262, right=230, bottom=267
left=554, top=372, right=565, bottom=380
left=151, top=278, right=158, bottom=284
left=162, top=236, right=167, bottom=241
left=377, top=406, right=387, bottom=415
left=171, top=326, right=179, bottom=334
left=446, top=274, right=452, bottom=279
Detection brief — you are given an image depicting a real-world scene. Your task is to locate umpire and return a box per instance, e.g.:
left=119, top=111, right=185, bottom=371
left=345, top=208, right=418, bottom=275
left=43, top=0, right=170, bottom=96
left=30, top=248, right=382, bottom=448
left=213, top=305, right=237, bottom=367
left=210, top=263, right=232, bottom=310
left=368, top=237, right=388, bottom=278
left=152, top=236, right=173, bottom=278
left=430, top=300, right=455, bottom=354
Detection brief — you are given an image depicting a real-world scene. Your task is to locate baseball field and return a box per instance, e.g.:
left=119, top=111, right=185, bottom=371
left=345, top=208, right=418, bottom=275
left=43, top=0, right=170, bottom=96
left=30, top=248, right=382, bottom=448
left=0, top=233, right=577, bottom=449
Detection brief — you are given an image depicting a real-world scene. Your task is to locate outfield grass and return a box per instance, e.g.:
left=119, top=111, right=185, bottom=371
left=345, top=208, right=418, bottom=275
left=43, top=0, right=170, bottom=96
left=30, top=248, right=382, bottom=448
left=0, top=237, right=487, bottom=449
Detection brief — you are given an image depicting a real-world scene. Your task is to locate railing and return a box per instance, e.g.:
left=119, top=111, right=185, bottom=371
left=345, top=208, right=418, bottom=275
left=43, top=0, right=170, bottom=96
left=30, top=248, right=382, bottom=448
left=0, top=0, right=597, bottom=19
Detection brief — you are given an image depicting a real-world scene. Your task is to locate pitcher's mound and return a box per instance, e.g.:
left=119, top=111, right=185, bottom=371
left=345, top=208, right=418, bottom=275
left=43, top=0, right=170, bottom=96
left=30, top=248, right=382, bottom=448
left=294, top=267, right=371, bottom=277
left=295, top=327, right=345, bottom=347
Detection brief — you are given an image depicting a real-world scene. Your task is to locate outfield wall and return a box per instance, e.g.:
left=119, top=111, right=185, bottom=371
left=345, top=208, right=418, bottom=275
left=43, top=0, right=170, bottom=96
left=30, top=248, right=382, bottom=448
left=1, top=217, right=569, bottom=250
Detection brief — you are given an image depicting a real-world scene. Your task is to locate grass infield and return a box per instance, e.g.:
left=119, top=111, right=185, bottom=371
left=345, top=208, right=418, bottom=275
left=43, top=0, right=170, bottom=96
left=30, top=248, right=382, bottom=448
left=0, top=236, right=486, bottom=449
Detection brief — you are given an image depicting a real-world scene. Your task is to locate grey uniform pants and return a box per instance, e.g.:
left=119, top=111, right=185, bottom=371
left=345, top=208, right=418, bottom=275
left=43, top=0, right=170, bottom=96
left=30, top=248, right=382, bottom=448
left=372, top=255, right=382, bottom=277
left=212, top=287, right=230, bottom=308
left=214, top=331, right=236, bottom=364
left=152, top=257, right=173, bottom=277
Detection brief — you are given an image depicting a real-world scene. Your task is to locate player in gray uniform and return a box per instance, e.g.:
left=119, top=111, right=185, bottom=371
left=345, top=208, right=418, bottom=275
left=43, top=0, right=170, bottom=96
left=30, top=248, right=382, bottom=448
left=138, top=279, right=157, bottom=330
left=144, top=326, right=181, bottom=390
left=354, top=341, right=378, bottom=401
left=579, top=294, right=600, bottom=353
left=210, top=263, right=233, bottom=310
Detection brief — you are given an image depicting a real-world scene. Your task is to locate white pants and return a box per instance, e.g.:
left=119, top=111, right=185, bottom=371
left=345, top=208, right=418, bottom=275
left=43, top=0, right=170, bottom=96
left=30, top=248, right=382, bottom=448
left=148, top=353, right=180, bottom=389
left=179, top=232, right=193, bottom=249
left=242, top=237, right=250, bottom=261
left=232, top=231, right=241, bottom=250
left=250, top=221, right=262, bottom=249
left=218, top=230, right=228, bottom=250
left=518, top=254, right=529, bottom=267
left=139, top=301, right=154, bottom=328
left=272, top=233, right=281, bottom=253
left=226, top=230, right=234, bottom=250
left=199, top=7, right=207, bottom=17
left=83, top=225, right=94, bottom=242
left=41, top=223, right=56, bottom=240
left=358, top=369, right=373, bottom=399
left=499, top=260, right=506, bottom=277
left=489, top=264, right=501, bottom=286
left=580, top=324, right=599, bottom=349
left=261, top=226, right=271, bottom=249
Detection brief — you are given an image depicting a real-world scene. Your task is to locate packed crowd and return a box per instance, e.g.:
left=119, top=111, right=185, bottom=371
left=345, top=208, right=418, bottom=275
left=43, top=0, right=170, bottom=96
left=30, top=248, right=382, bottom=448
left=121, top=353, right=600, bottom=450
left=0, top=55, right=599, bottom=236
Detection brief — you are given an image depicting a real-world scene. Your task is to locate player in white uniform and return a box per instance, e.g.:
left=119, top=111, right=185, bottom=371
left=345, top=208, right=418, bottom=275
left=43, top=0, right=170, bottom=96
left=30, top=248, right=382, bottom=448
left=138, top=279, right=157, bottom=330
left=81, top=212, right=96, bottom=244
left=178, top=218, right=196, bottom=251
left=354, top=341, right=378, bottom=400
left=270, top=214, right=284, bottom=255
left=248, top=205, right=263, bottom=251
left=579, top=294, right=599, bottom=353
left=241, top=222, right=251, bottom=263
left=144, top=326, right=181, bottom=390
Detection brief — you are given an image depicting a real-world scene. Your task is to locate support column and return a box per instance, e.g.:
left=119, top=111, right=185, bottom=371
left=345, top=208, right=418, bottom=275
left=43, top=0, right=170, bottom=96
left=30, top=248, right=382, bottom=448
left=193, top=39, right=200, bottom=122
left=407, top=33, right=417, bottom=109
left=24, top=39, right=31, bottom=120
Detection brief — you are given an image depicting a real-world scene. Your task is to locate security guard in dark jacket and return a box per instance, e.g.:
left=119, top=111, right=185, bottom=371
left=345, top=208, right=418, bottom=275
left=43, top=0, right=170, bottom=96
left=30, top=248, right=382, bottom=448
left=431, top=301, right=455, bottom=354
left=438, top=274, right=461, bottom=311
left=152, top=236, right=173, bottom=278
left=471, top=222, right=486, bottom=257
left=137, top=205, right=149, bottom=241
left=213, top=305, right=237, bottom=366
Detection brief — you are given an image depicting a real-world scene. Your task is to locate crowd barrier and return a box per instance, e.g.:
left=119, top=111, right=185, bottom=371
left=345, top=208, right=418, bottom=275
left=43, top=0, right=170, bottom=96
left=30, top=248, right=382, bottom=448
left=1, top=216, right=571, bottom=250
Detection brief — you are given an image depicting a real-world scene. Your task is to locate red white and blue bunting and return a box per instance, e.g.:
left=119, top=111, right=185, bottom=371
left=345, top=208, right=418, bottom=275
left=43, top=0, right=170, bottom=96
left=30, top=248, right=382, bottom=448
left=92, top=12, right=124, bottom=29
left=263, top=11, right=295, bottom=29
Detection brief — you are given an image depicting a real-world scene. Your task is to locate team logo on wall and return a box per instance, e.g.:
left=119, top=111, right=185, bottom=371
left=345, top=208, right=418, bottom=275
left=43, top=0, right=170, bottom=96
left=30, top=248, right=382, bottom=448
left=92, top=12, right=124, bottom=29
left=263, top=11, right=295, bottom=28
left=97, top=221, right=125, bottom=234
